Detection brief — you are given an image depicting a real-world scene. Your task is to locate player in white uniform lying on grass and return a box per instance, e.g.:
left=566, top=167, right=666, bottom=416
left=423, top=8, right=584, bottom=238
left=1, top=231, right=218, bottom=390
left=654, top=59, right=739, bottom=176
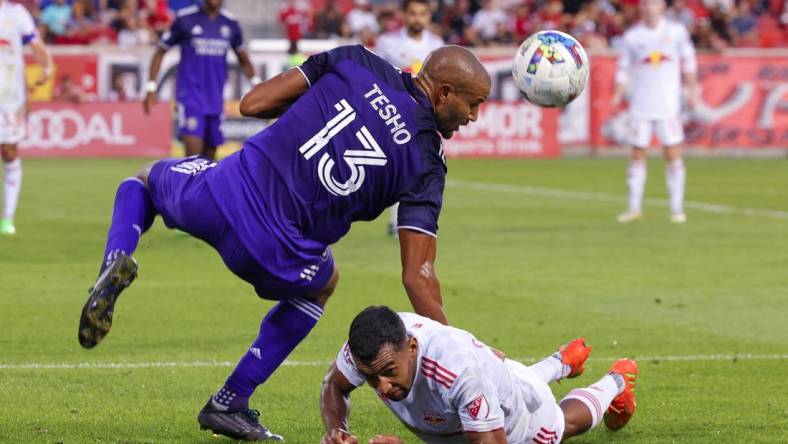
left=320, top=306, right=638, bottom=444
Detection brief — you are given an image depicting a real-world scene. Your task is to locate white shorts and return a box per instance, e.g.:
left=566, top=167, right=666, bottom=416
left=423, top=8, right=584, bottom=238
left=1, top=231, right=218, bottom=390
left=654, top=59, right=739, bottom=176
left=506, top=360, right=565, bottom=444
left=628, top=116, right=684, bottom=149
left=0, top=109, right=25, bottom=145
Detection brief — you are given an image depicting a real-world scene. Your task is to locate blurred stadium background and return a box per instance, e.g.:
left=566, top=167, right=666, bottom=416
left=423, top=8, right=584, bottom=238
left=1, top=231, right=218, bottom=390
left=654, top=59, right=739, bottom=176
left=2, top=0, right=788, bottom=442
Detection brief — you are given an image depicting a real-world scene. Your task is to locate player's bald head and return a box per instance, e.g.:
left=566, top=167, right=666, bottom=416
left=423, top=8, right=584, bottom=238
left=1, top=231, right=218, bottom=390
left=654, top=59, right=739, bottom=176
left=420, top=45, right=491, bottom=94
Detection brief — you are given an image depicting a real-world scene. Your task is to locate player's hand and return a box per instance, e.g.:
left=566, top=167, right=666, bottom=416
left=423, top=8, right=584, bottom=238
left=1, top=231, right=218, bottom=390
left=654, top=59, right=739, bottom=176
left=368, top=435, right=405, bottom=444
left=34, top=67, right=51, bottom=87
left=611, top=92, right=623, bottom=111
left=322, top=428, right=359, bottom=444
left=143, top=92, right=156, bottom=115
left=686, top=93, right=698, bottom=112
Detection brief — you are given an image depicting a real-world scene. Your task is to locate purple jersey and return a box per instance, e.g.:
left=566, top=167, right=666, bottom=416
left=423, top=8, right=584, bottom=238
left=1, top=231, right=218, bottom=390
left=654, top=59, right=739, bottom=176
left=159, top=5, right=244, bottom=115
left=207, top=45, right=445, bottom=266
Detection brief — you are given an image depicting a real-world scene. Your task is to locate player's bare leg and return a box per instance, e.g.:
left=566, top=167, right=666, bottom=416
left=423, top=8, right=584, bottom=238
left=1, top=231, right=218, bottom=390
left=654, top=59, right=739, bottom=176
left=618, top=147, right=647, bottom=223
left=1, top=144, right=21, bottom=235
left=78, top=162, right=159, bottom=348
left=198, top=267, right=340, bottom=441
left=559, top=358, right=638, bottom=439
left=664, top=144, right=686, bottom=223
left=182, top=134, right=216, bottom=159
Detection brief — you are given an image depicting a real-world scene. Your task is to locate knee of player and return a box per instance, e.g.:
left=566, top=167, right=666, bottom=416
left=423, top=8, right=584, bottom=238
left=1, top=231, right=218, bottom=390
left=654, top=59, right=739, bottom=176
left=1, top=145, right=18, bottom=162
left=135, top=161, right=158, bottom=187
left=310, top=266, right=340, bottom=306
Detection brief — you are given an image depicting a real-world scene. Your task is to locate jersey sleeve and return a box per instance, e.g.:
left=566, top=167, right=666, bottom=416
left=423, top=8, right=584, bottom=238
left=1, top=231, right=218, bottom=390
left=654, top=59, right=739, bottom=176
left=334, top=342, right=366, bottom=387
left=159, top=16, right=186, bottom=50
left=17, top=6, right=38, bottom=45
left=614, top=34, right=633, bottom=85
left=450, top=364, right=506, bottom=433
left=397, top=133, right=446, bottom=237
left=230, top=20, right=244, bottom=50
left=677, top=26, right=697, bottom=74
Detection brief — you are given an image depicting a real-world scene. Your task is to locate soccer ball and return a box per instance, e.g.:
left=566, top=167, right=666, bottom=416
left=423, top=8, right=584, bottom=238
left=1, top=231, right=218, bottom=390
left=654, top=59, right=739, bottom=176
left=512, top=30, right=589, bottom=108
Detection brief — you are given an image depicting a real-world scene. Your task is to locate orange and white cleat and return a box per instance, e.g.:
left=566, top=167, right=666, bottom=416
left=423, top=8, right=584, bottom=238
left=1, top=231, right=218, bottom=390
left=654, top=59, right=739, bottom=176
left=559, top=338, right=591, bottom=379
left=604, top=358, right=638, bottom=431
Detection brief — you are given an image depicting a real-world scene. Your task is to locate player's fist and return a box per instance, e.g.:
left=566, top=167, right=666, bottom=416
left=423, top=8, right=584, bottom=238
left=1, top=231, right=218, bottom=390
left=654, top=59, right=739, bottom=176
left=143, top=92, right=156, bottom=115
left=368, top=435, right=405, bottom=444
left=322, top=428, right=359, bottom=444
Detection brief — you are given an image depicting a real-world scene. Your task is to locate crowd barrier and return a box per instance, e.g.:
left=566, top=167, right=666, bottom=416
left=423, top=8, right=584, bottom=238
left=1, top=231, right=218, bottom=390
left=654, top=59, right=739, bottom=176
left=20, top=44, right=788, bottom=157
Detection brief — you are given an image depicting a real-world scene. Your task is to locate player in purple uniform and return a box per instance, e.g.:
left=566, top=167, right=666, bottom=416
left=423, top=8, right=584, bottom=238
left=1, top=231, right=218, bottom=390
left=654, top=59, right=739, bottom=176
left=77, top=44, right=490, bottom=441
left=143, top=0, right=258, bottom=160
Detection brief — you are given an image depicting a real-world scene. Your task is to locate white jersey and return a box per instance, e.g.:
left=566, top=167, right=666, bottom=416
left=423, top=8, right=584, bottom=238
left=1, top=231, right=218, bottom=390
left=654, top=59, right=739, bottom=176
left=615, top=18, right=697, bottom=119
left=335, top=313, right=546, bottom=443
left=374, top=28, right=444, bottom=73
left=0, top=1, right=37, bottom=113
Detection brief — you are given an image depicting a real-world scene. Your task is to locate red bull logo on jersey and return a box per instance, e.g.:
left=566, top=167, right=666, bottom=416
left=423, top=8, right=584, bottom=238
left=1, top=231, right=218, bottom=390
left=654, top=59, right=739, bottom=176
left=642, top=51, right=671, bottom=66
left=0, top=38, right=12, bottom=46
left=423, top=411, right=447, bottom=426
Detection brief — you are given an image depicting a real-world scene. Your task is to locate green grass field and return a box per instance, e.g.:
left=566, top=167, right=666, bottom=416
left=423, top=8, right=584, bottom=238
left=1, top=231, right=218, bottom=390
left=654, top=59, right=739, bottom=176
left=1, top=157, right=787, bottom=443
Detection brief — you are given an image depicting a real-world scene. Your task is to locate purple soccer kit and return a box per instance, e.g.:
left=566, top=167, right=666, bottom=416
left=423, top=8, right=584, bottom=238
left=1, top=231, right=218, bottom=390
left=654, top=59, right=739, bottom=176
left=159, top=5, right=244, bottom=146
left=100, top=45, right=445, bottom=410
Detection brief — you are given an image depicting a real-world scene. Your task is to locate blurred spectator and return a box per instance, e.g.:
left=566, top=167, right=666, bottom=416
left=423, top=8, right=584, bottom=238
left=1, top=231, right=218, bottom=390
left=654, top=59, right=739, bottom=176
left=40, top=0, right=72, bottom=40
left=509, top=2, right=535, bottom=44
left=54, top=74, right=84, bottom=103
left=141, top=0, right=173, bottom=37
left=116, top=1, right=153, bottom=47
left=441, top=0, right=475, bottom=45
left=345, top=0, right=379, bottom=37
left=540, top=0, right=567, bottom=30
left=279, top=0, right=311, bottom=43
left=729, top=0, right=758, bottom=45
left=312, top=0, right=347, bottom=38
left=108, top=72, right=136, bottom=102
left=470, top=0, right=508, bottom=45
left=666, top=0, right=696, bottom=29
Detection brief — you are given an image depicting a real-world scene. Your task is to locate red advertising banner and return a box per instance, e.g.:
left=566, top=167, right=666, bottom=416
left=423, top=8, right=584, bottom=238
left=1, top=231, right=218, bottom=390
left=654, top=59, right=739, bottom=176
left=590, top=53, right=788, bottom=148
left=25, top=54, right=98, bottom=102
left=444, top=101, right=560, bottom=158
left=20, top=102, right=172, bottom=157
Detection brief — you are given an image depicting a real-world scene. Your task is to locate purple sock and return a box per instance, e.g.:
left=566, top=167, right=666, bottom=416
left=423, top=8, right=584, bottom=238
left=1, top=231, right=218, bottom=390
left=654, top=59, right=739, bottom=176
left=214, top=297, right=324, bottom=411
left=101, top=178, right=154, bottom=273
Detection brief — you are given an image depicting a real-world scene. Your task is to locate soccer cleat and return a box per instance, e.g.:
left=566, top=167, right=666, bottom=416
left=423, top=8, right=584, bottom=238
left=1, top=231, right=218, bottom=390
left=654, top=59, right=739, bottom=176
left=77, top=254, right=138, bottom=348
left=617, top=211, right=643, bottom=223
left=670, top=213, right=687, bottom=224
left=558, top=338, right=591, bottom=379
left=0, top=218, right=16, bottom=235
left=604, top=358, right=638, bottom=431
left=198, top=398, right=284, bottom=441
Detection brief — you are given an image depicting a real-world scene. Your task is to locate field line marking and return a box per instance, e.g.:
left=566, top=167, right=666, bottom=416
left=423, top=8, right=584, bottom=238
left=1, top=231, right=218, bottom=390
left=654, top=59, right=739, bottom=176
left=446, top=180, right=788, bottom=220
left=1, top=354, right=786, bottom=371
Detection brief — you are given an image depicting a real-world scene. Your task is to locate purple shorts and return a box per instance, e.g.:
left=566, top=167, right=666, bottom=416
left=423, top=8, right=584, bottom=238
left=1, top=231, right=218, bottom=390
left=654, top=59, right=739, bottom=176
left=177, top=103, right=225, bottom=147
left=147, top=156, right=335, bottom=300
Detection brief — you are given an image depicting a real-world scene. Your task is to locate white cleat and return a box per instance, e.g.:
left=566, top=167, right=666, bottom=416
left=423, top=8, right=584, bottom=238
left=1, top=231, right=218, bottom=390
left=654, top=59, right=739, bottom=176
left=617, top=211, right=643, bottom=223
left=670, top=213, right=687, bottom=224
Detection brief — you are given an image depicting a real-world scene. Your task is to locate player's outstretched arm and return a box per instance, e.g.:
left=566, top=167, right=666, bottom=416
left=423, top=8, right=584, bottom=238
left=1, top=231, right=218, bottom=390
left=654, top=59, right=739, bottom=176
left=29, top=36, right=52, bottom=87
left=239, top=68, right=309, bottom=119
left=399, top=229, right=448, bottom=325
left=320, top=363, right=359, bottom=444
left=234, top=48, right=259, bottom=85
left=466, top=429, right=507, bottom=444
left=143, top=47, right=167, bottom=115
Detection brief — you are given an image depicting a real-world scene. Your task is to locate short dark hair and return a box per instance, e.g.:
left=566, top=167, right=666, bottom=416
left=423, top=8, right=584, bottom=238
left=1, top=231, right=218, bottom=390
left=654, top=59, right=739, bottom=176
left=348, top=306, right=407, bottom=364
left=402, top=0, right=430, bottom=11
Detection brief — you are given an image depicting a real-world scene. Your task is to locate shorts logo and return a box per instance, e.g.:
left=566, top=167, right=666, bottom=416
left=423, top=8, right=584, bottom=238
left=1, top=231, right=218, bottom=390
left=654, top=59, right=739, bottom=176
left=170, top=157, right=217, bottom=175
left=423, top=411, right=446, bottom=426
left=300, top=264, right=319, bottom=282
left=186, top=117, right=198, bottom=131
left=465, top=394, right=490, bottom=420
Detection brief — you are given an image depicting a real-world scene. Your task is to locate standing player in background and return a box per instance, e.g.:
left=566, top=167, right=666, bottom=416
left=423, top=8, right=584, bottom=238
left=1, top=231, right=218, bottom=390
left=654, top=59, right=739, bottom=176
left=612, top=0, right=697, bottom=224
left=78, top=45, right=490, bottom=441
left=375, top=0, right=444, bottom=237
left=143, top=0, right=259, bottom=160
left=0, top=0, right=52, bottom=235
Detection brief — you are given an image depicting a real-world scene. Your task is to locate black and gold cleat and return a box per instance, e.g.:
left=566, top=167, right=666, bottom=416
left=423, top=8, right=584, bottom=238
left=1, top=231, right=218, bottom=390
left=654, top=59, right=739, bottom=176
left=198, top=398, right=284, bottom=442
left=78, top=254, right=138, bottom=348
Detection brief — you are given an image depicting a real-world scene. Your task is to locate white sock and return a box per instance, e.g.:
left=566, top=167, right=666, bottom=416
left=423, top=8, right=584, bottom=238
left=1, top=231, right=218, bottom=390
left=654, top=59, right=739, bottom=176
left=389, top=202, right=399, bottom=229
left=3, top=158, right=22, bottom=220
left=529, top=353, right=571, bottom=384
left=626, top=159, right=646, bottom=213
left=561, top=374, right=623, bottom=429
left=666, top=158, right=685, bottom=215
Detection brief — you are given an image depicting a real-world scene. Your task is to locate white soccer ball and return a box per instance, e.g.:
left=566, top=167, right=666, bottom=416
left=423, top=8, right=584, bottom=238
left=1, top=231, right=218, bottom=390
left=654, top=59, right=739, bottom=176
left=512, top=30, right=589, bottom=108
